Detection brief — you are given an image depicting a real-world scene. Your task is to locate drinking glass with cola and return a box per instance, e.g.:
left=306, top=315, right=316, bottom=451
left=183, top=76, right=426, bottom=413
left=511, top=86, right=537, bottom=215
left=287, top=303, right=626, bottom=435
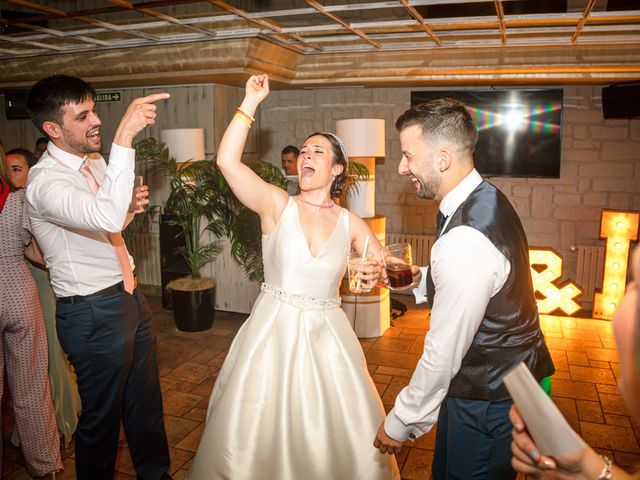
left=382, top=243, right=414, bottom=290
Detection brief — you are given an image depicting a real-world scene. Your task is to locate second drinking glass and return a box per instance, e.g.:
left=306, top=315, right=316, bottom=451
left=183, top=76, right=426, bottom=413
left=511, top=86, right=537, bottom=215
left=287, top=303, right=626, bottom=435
left=382, top=242, right=413, bottom=290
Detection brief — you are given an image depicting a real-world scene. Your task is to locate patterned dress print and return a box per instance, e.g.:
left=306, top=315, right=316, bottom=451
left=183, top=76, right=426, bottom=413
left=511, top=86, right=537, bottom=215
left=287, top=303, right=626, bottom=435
left=0, top=189, right=62, bottom=477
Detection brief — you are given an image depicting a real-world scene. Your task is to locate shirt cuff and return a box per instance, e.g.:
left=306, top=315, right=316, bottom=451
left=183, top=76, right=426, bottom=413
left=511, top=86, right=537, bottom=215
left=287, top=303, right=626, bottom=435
left=385, top=409, right=430, bottom=443
left=385, top=409, right=429, bottom=442
left=384, top=410, right=412, bottom=442
left=412, top=266, right=429, bottom=304
left=108, top=143, right=135, bottom=172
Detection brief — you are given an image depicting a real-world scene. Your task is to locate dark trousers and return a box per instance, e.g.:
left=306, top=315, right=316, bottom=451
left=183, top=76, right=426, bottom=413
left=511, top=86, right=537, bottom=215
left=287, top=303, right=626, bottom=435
left=56, top=289, right=170, bottom=480
left=432, top=396, right=516, bottom=480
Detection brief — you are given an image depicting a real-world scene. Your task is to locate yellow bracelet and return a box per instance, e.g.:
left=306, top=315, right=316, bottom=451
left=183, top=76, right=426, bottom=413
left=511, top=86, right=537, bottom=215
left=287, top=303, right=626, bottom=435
left=234, top=110, right=253, bottom=125
left=233, top=113, right=252, bottom=128
left=236, top=107, right=255, bottom=123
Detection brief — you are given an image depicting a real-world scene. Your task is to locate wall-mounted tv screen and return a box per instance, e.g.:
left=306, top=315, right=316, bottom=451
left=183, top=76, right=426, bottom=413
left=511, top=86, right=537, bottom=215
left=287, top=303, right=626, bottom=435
left=411, top=89, right=564, bottom=178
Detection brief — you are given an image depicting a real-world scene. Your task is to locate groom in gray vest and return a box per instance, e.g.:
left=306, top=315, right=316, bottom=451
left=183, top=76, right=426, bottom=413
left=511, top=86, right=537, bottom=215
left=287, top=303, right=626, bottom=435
left=374, top=98, right=554, bottom=479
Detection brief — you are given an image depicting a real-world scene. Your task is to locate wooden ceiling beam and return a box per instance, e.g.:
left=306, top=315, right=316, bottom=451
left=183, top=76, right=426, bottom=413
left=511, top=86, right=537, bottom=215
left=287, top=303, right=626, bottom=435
left=3, top=0, right=66, bottom=17
left=399, top=0, right=442, bottom=46
left=1, top=0, right=638, bottom=61
left=305, top=0, right=381, bottom=48
left=207, top=0, right=321, bottom=52
left=0, top=0, right=196, bottom=24
left=572, top=0, right=598, bottom=42
left=104, top=0, right=217, bottom=38
left=4, top=0, right=162, bottom=42
left=12, top=22, right=110, bottom=46
left=0, top=33, right=65, bottom=51
left=494, top=0, right=507, bottom=44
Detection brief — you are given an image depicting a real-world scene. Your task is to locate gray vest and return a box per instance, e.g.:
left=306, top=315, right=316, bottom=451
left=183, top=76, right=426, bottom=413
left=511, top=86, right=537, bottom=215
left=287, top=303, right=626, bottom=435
left=426, top=180, right=554, bottom=401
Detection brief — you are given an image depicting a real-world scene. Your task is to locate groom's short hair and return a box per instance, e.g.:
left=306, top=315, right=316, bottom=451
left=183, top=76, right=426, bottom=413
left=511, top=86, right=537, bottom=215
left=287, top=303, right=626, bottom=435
left=395, top=98, right=478, bottom=155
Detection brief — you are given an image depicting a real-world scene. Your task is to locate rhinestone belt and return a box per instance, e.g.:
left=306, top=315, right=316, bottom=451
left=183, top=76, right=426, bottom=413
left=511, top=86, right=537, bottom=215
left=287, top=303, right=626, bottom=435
left=261, top=283, right=341, bottom=311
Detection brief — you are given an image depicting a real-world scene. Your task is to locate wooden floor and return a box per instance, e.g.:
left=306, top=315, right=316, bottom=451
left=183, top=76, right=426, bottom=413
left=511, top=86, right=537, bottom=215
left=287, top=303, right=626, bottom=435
left=2, top=291, right=639, bottom=479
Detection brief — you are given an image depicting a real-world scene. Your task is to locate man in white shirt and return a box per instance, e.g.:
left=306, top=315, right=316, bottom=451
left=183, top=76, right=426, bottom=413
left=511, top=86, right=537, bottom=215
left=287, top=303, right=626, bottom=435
left=281, top=144, right=299, bottom=176
left=374, top=99, right=554, bottom=479
left=26, top=75, right=171, bottom=480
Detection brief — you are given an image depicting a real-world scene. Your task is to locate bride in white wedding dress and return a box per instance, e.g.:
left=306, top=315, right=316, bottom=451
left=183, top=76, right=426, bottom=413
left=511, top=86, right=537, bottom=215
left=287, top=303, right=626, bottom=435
left=189, top=74, right=400, bottom=480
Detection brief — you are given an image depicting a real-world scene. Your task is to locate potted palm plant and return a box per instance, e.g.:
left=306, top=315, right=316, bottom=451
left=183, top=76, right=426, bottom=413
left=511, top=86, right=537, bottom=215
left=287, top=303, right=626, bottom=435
left=163, top=161, right=224, bottom=332
left=135, top=138, right=224, bottom=331
left=134, top=138, right=289, bottom=329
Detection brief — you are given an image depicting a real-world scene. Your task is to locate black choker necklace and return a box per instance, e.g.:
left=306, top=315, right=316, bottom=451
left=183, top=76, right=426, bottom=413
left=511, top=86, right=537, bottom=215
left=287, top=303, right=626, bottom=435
left=299, top=197, right=334, bottom=209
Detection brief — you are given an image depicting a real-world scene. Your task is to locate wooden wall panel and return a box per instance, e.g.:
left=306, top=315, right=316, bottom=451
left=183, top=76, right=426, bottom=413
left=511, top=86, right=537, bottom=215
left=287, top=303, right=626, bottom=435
left=145, top=84, right=216, bottom=156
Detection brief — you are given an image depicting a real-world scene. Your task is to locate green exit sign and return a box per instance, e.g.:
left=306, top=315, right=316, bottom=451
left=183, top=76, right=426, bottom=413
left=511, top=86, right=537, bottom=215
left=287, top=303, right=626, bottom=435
left=94, top=91, right=122, bottom=103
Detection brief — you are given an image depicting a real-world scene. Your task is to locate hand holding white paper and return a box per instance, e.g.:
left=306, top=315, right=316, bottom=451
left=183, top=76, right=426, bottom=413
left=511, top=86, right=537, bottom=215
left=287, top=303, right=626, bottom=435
left=503, top=362, right=583, bottom=456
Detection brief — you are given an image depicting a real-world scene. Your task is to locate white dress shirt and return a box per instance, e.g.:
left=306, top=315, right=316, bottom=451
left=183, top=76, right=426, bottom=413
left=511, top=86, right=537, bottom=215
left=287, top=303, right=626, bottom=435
left=385, top=169, right=511, bottom=442
left=26, top=141, right=135, bottom=298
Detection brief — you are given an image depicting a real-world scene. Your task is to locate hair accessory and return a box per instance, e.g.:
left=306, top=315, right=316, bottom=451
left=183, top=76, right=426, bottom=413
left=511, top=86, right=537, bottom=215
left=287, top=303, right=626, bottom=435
left=321, top=132, right=348, bottom=165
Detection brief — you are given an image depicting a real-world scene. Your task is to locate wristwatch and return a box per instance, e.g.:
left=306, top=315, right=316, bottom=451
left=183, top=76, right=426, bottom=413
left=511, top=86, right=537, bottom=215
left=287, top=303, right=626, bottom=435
left=597, top=455, right=613, bottom=480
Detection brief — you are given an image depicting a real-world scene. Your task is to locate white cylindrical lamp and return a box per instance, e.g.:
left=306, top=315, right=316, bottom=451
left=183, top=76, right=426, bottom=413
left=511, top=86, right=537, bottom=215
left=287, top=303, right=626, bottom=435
left=335, top=119, right=385, bottom=218
left=160, top=128, right=205, bottom=163
left=152, top=128, right=206, bottom=206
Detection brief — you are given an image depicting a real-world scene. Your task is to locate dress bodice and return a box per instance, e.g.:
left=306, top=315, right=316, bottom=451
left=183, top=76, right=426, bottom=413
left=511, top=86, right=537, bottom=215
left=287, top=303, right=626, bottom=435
left=262, top=198, right=349, bottom=298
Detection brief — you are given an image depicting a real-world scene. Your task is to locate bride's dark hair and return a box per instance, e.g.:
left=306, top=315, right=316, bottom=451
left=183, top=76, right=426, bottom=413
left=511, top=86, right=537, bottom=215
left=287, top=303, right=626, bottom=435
left=305, top=132, right=348, bottom=198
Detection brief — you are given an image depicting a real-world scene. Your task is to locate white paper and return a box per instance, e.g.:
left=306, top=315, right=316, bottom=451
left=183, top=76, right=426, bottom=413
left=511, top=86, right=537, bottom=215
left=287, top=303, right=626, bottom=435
left=502, top=362, right=583, bottom=456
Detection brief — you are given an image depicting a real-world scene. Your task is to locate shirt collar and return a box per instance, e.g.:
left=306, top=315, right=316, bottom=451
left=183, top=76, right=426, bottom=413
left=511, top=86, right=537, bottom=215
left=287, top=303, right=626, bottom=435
left=47, top=141, right=88, bottom=171
left=439, top=168, right=483, bottom=218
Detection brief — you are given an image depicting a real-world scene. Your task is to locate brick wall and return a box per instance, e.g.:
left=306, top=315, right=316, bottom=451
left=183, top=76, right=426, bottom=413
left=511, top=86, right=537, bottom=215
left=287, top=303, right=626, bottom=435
left=258, top=85, right=640, bottom=281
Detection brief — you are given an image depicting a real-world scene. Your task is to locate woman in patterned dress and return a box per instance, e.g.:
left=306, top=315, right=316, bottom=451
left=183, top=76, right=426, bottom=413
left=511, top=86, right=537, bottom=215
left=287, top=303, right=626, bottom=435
left=0, top=146, right=62, bottom=477
left=5, top=147, right=81, bottom=449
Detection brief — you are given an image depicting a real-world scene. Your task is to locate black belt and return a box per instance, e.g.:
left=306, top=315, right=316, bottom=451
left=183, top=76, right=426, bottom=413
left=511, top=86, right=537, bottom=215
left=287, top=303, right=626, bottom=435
left=58, top=276, right=138, bottom=304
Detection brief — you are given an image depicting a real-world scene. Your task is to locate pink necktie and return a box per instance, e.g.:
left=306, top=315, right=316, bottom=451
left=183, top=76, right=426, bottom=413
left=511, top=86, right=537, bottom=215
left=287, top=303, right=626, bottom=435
left=79, top=159, right=135, bottom=294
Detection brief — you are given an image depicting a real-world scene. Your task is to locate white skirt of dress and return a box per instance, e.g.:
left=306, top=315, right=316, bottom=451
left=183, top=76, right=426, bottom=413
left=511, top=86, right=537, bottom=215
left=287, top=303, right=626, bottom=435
left=189, top=287, right=400, bottom=480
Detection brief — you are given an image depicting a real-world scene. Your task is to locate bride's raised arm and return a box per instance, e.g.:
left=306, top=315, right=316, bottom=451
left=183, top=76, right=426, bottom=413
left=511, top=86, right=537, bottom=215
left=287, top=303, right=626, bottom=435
left=216, top=74, right=288, bottom=230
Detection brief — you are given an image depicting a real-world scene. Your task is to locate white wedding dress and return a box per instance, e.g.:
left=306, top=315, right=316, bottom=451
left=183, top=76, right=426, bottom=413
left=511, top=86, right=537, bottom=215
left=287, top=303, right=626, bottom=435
left=190, top=197, right=400, bottom=480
